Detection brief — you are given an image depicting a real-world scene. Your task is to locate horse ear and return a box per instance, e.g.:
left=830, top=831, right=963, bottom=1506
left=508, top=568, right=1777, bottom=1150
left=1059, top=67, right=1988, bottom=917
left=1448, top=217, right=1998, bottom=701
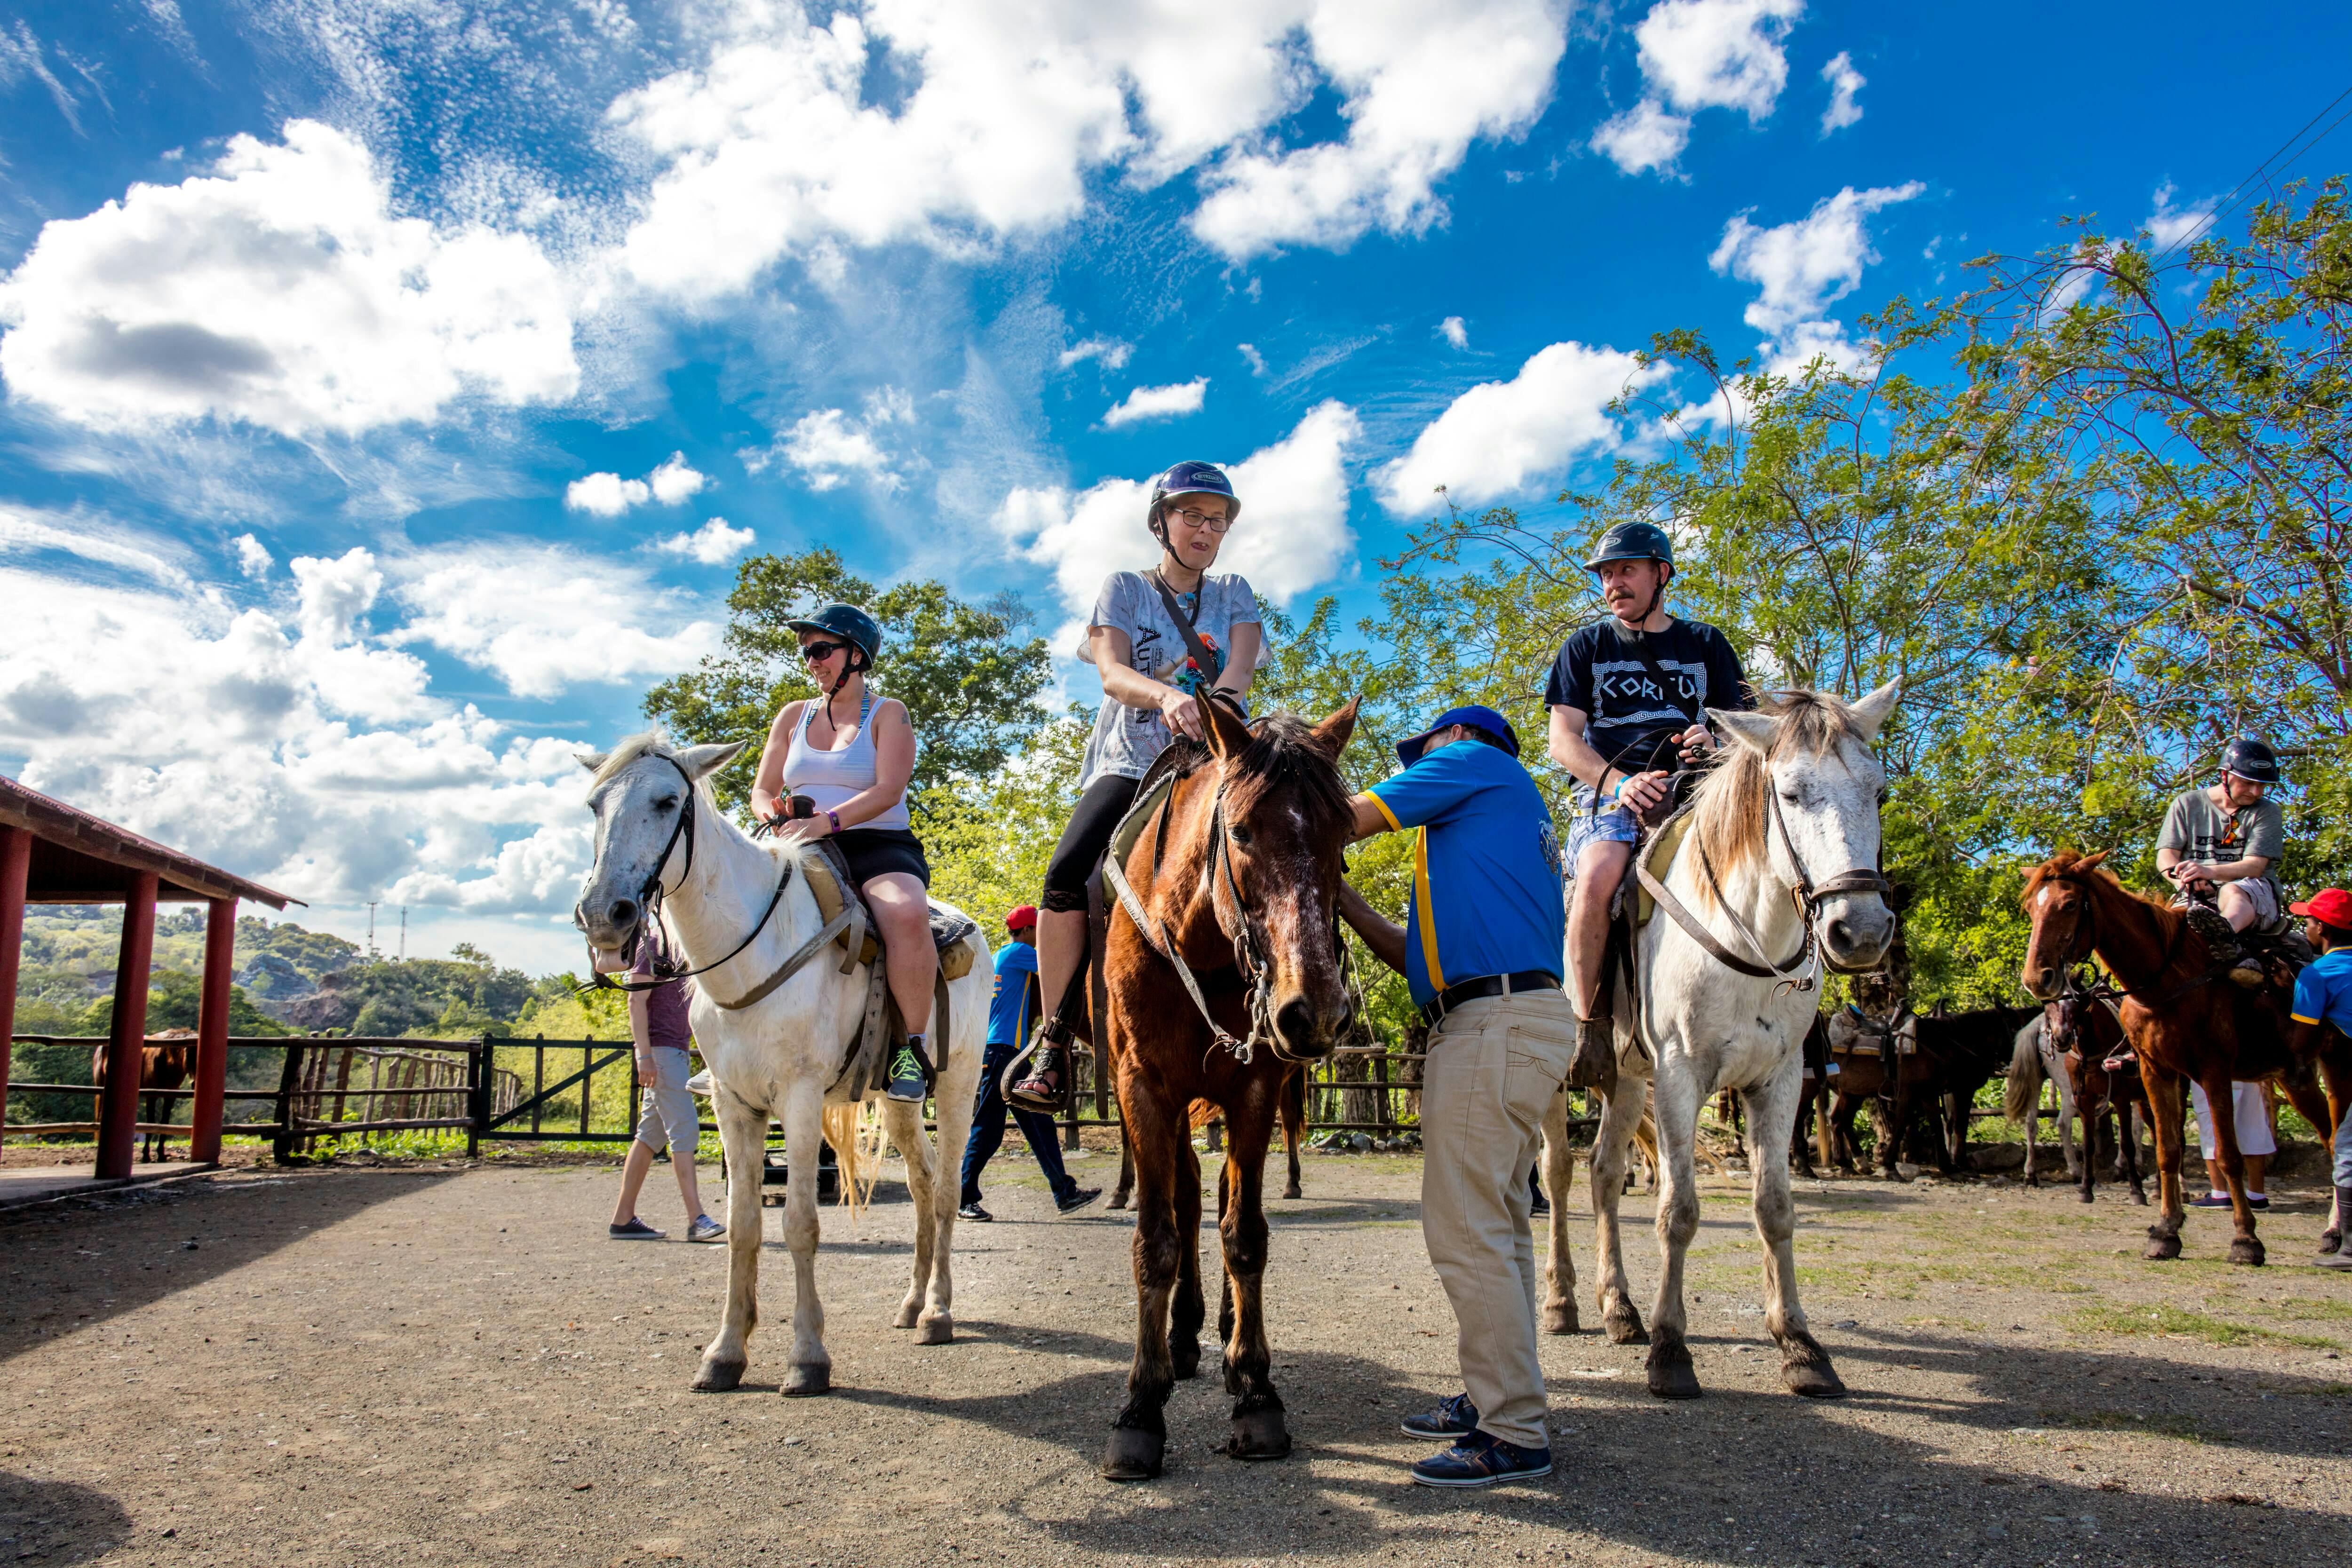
left=1202, top=695, right=1252, bottom=760
left=1309, top=696, right=1361, bottom=760
left=578, top=751, right=609, bottom=773
left=675, top=740, right=749, bottom=781
left=2078, top=847, right=2111, bottom=871
left=1847, top=679, right=1902, bottom=741
left=1708, top=706, right=1776, bottom=754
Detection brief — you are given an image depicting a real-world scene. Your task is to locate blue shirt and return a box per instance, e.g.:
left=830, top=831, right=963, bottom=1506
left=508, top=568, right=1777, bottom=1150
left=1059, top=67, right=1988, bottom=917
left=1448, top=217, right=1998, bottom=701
left=1367, top=739, right=1565, bottom=1009
left=987, top=940, right=1040, bottom=1046
left=2290, top=947, right=2352, bottom=1034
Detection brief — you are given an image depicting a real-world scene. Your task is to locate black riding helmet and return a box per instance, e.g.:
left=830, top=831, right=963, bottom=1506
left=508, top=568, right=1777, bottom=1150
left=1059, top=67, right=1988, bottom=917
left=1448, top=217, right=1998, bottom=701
left=1584, top=520, right=1675, bottom=573
left=2220, top=735, right=2280, bottom=784
left=783, top=602, right=883, bottom=697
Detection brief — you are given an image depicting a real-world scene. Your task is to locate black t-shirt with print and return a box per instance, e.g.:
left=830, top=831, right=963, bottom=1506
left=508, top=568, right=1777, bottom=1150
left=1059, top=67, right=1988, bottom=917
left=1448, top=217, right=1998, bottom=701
left=1543, top=617, right=1750, bottom=788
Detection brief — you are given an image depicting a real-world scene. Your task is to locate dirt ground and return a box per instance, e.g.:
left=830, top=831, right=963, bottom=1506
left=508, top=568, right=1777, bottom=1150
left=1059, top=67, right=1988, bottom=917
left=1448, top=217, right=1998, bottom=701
left=3, top=1138, right=2348, bottom=1568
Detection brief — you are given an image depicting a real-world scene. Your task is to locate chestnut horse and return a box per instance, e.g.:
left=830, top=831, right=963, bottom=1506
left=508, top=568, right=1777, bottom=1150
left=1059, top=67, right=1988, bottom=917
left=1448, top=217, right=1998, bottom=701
left=2020, top=851, right=2346, bottom=1263
left=92, top=1028, right=196, bottom=1163
left=1094, top=699, right=1359, bottom=1482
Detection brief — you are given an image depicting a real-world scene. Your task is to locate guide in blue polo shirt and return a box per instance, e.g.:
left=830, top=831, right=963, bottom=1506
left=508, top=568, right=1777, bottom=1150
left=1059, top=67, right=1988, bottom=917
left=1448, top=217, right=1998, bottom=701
left=1362, top=716, right=1565, bottom=1009
left=1334, top=704, right=1573, bottom=1491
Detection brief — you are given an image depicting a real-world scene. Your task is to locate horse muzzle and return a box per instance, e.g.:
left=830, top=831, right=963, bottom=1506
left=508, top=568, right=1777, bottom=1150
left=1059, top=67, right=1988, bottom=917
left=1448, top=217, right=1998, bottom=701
left=1815, top=895, right=1894, bottom=974
left=1267, top=993, right=1351, bottom=1062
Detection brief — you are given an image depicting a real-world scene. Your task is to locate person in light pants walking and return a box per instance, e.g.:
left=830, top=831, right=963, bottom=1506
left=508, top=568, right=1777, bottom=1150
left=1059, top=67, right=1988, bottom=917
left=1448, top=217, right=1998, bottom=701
left=1338, top=704, right=1569, bottom=1489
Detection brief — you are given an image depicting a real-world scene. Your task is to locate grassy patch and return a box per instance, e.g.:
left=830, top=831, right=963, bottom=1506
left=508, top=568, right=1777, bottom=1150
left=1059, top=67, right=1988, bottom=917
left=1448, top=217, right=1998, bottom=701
left=2039, top=1408, right=2226, bottom=1443
left=2269, top=1296, right=2352, bottom=1323
left=2064, top=1303, right=2339, bottom=1350
left=1902, top=1315, right=1986, bottom=1331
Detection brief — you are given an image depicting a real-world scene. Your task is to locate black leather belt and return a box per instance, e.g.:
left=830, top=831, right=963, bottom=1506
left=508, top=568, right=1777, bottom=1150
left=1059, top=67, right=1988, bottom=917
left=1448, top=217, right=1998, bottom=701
left=1420, top=970, right=1562, bottom=1026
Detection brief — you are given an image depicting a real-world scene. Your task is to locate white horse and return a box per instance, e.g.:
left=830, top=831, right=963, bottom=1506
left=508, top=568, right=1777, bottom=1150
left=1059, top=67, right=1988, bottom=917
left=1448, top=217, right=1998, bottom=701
left=1544, top=685, right=1899, bottom=1400
left=2005, top=1014, right=2082, bottom=1183
left=573, top=735, right=987, bottom=1396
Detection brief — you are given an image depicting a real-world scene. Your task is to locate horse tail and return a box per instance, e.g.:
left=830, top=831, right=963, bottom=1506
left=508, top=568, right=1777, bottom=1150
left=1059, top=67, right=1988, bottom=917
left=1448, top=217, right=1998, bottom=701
left=820, top=1101, right=877, bottom=1224
left=2003, top=1020, right=2044, bottom=1124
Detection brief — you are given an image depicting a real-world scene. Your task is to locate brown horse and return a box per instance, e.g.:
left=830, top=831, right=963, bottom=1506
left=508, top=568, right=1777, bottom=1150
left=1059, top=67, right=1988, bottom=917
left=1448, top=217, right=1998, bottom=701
left=92, top=1028, right=196, bottom=1163
left=1089, top=699, right=1359, bottom=1482
left=2020, top=850, right=2346, bottom=1263
left=2046, top=984, right=2152, bottom=1206
left=1103, top=1046, right=1307, bottom=1210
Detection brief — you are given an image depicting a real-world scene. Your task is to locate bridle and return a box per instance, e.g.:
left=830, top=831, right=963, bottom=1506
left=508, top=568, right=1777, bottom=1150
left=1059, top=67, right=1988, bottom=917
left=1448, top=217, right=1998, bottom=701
left=577, top=755, right=802, bottom=1001
left=2029, top=870, right=2208, bottom=1009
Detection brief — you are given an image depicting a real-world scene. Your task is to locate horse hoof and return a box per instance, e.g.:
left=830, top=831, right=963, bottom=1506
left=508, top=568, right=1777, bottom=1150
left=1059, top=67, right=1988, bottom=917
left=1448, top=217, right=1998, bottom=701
left=2320, top=1228, right=2344, bottom=1257
left=1226, top=1407, right=1292, bottom=1462
left=1281, top=1182, right=1302, bottom=1200
left=1108, top=1193, right=1130, bottom=1212
left=1646, top=1341, right=1702, bottom=1400
left=690, top=1358, right=746, bottom=1393
left=915, top=1313, right=953, bottom=1345
left=1169, top=1342, right=1200, bottom=1382
left=2143, top=1232, right=2182, bottom=1261
left=2229, top=1237, right=2266, bottom=1267
left=1778, top=1335, right=1846, bottom=1399
left=781, top=1362, right=831, bottom=1397
left=2131, top=1191, right=2149, bottom=1207
left=1541, top=1302, right=1580, bottom=1336
left=1100, top=1426, right=1165, bottom=1481
left=891, top=1303, right=921, bottom=1330
left=2077, top=1190, right=2095, bottom=1205
left=1603, top=1302, right=1650, bottom=1346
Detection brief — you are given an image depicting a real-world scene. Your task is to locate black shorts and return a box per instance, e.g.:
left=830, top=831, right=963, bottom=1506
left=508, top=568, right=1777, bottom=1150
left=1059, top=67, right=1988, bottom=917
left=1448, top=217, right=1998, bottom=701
left=834, top=827, right=930, bottom=888
left=1041, top=774, right=1142, bottom=912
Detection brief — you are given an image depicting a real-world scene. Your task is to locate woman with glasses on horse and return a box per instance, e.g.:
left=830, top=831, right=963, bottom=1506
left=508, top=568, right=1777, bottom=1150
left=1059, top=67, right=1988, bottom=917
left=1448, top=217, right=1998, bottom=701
left=747, top=603, right=937, bottom=1104
left=1006, top=460, right=1267, bottom=1112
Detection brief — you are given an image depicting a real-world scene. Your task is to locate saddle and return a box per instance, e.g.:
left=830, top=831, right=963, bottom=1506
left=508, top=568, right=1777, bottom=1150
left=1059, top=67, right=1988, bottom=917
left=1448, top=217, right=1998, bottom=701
left=805, top=838, right=983, bottom=1103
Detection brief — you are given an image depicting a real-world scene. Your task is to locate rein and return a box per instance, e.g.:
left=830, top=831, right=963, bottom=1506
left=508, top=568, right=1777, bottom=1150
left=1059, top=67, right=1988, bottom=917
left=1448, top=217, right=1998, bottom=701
left=2042, top=873, right=2213, bottom=1010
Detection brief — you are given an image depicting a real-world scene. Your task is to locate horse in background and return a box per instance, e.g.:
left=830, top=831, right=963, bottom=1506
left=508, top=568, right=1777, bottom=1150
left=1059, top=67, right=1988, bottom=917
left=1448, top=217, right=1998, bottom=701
left=2021, top=850, right=2345, bottom=1263
left=92, top=1027, right=196, bottom=1163
left=2006, top=987, right=2152, bottom=1203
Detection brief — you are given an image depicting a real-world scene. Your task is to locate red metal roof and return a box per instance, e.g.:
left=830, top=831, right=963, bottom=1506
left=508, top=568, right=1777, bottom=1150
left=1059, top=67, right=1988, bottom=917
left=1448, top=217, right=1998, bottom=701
left=0, top=774, right=299, bottom=908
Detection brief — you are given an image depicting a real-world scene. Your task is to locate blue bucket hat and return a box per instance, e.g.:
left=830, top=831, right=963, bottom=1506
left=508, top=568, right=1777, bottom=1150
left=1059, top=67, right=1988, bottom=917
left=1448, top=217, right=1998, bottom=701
left=1397, top=705, right=1521, bottom=768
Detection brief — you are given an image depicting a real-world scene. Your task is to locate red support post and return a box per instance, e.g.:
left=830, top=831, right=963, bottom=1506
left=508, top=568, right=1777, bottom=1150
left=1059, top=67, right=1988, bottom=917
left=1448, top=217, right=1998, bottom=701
left=191, top=896, right=236, bottom=1165
left=0, top=826, right=29, bottom=1147
left=96, top=871, right=159, bottom=1180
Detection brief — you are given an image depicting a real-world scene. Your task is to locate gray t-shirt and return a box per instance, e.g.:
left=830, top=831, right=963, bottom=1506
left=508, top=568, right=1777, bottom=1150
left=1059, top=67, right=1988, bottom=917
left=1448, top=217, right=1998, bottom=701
left=1078, top=570, right=1267, bottom=789
left=2157, top=787, right=2285, bottom=867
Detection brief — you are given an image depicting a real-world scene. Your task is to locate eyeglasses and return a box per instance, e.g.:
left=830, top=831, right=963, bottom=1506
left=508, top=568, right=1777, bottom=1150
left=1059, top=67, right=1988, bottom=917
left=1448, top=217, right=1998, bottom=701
left=799, top=640, right=848, bottom=662
left=1166, top=507, right=1233, bottom=533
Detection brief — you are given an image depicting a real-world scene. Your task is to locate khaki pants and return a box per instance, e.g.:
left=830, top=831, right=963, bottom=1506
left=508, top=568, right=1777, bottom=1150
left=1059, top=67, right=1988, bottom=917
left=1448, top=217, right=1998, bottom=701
left=1419, top=988, right=1573, bottom=1451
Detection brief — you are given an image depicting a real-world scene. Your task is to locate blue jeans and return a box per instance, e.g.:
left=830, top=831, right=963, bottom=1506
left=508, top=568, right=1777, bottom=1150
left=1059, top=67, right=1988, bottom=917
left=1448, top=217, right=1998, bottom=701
left=961, top=1037, right=1076, bottom=1206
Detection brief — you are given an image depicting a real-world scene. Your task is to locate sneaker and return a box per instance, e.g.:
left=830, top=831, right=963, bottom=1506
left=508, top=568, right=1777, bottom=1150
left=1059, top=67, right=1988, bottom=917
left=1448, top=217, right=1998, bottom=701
left=1055, top=1186, right=1102, bottom=1215
left=2190, top=1192, right=2233, bottom=1208
left=686, top=1214, right=726, bottom=1243
left=1409, top=1430, right=1552, bottom=1489
left=886, top=1045, right=928, bottom=1103
left=1400, top=1392, right=1479, bottom=1440
left=1529, top=1188, right=1551, bottom=1217
left=2246, top=1195, right=2270, bottom=1211
left=2184, top=904, right=2241, bottom=966
left=958, top=1202, right=993, bottom=1222
left=2316, top=1248, right=2352, bottom=1272
left=609, top=1217, right=665, bottom=1241
left=1007, top=1047, right=1064, bottom=1114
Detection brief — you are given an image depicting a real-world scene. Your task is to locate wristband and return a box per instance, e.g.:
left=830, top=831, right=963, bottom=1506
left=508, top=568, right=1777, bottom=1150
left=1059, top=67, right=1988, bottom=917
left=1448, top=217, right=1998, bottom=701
left=825, top=809, right=840, bottom=835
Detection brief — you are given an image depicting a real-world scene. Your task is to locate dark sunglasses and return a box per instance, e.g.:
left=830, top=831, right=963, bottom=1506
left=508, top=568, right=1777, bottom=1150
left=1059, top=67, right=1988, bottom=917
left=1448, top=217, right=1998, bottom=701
left=799, top=640, right=849, bottom=662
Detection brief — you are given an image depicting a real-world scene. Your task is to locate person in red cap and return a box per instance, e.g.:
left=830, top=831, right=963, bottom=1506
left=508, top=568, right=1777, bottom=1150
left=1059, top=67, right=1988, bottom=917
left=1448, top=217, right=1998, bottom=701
left=2286, top=887, right=2352, bottom=1270
left=956, top=905, right=1100, bottom=1220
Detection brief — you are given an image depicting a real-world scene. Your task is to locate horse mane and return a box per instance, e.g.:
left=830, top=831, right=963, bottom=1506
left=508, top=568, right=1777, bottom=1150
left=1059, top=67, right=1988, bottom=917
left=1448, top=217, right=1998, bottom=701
left=1685, top=689, right=1865, bottom=898
left=1176, top=712, right=1353, bottom=827
left=588, top=730, right=675, bottom=791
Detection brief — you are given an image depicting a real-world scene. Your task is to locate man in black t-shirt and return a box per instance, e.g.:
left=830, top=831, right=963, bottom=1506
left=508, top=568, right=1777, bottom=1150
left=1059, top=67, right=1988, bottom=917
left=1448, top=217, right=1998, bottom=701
left=1543, top=521, right=1750, bottom=1086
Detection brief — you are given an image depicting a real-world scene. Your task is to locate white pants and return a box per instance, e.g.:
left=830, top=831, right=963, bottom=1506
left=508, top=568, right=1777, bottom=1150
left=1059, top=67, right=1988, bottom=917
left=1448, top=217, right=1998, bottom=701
left=2190, top=1080, right=2276, bottom=1162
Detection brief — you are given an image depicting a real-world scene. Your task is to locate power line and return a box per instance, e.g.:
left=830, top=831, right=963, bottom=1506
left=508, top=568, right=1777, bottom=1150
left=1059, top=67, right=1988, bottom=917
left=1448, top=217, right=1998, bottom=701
left=2154, top=81, right=2352, bottom=261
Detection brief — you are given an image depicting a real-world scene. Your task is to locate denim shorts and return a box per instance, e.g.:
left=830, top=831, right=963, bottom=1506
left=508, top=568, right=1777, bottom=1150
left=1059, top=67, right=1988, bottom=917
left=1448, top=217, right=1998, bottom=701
left=1562, top=803, right=1641, bottom=873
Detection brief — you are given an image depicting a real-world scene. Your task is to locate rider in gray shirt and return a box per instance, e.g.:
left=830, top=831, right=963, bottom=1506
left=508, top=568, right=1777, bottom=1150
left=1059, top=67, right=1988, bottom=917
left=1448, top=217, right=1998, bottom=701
left=2156, top=735, right=2287, bottom=987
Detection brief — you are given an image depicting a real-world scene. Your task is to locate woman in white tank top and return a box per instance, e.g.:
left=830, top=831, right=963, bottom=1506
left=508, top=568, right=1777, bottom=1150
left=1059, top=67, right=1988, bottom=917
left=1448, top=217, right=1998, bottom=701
left=748, top=602, right=935, bottom=1103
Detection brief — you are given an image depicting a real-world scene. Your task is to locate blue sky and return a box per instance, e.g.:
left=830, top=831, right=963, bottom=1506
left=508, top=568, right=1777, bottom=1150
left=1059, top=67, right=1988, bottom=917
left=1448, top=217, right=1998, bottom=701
left=3, top=0, right=2347, bottom=972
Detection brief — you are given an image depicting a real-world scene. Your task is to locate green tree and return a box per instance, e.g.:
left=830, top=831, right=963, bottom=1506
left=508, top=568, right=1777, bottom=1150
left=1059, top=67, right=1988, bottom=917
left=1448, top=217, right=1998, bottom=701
left=643, top=547, right=1052, bottom=810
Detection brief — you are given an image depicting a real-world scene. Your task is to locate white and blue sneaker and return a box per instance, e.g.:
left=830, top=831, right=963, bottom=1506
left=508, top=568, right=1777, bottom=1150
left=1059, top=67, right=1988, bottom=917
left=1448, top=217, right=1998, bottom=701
left=1409, top=1430, right=1553, bottom=1489
left=1399, top=1392, right=1479, bottom=1440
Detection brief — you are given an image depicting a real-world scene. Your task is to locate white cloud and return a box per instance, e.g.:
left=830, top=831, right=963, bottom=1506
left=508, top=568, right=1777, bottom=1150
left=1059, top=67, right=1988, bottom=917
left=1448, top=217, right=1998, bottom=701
left=1238, top=342, right=1267, bottom=376
left=1819, top=50, right=1864, bottom=134
left=234, top=533, right=272, bottom=579
left=1059, top=336, right=1132, bottom=371
left=386, top=543, right=725, bottom=700
left=0, top=120, right=577, bottom=435
left=565, top=451, right=709, bottom=515
left=1590, top=99, right=1692, bottom=176
left=1378, top=342, right=1665, bottom=512
left=772, top=408, right=894, bottom=492
left=1592, top=0, right=1802, bottom=176
left=997, top=401, right=1361, bottom=638
left=1102, top=378, right=1208, bottom=428
left=610, top=0, right=1573, bottom=293
left=2147, top=182, right=2216, bottom=252
left=653, top=518, right=756, bottom=565
left=1708, top=182, right=1923, bottom=373
left=1438, top=316, right=1470, bottom=348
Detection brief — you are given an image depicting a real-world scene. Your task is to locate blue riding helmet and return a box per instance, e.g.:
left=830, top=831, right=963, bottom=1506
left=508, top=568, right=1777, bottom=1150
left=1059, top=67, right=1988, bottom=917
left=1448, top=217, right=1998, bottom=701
left=2220, top=735, right=2280, bottom=784
left=1149, top=461, right=1241, bottom=532
left=1397, top=705, right=1522, bottom=768
left=782, top=602, right=883, bottom=665
left=1583, top=521, right=1674, bottom=573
